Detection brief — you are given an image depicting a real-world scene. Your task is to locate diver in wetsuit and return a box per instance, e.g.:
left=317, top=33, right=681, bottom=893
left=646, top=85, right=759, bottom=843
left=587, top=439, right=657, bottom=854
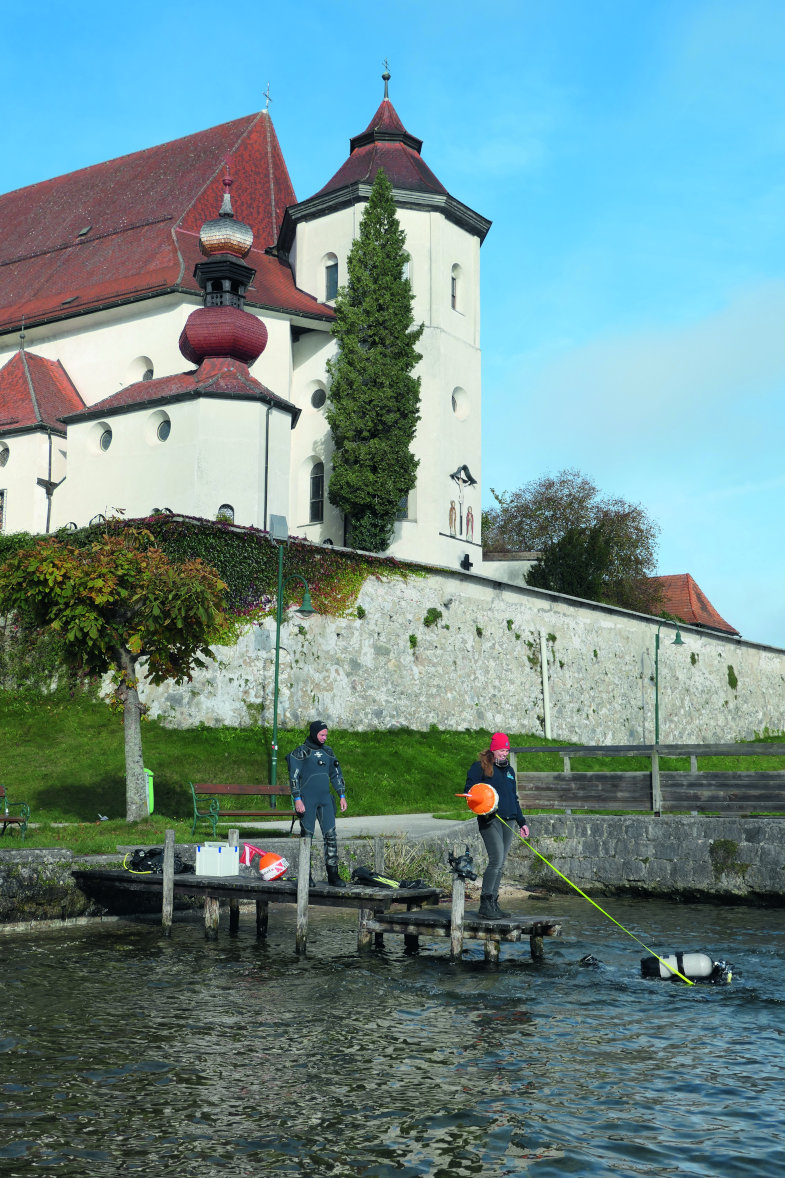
left=286, top=720, right=348, bottom=887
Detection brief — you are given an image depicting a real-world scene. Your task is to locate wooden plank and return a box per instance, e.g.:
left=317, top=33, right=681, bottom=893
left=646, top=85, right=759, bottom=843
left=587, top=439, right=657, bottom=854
left=193, top=784, right=292, bottom=796
left=512, top=743, right=785, bottom=758
left=651, top=751, right=662, bottom=814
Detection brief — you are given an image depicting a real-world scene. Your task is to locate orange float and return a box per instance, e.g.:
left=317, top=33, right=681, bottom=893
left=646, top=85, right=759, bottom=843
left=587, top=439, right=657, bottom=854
left=257, top=852, right=289, bottom=880
left=455, top=782, right=499, bottom=816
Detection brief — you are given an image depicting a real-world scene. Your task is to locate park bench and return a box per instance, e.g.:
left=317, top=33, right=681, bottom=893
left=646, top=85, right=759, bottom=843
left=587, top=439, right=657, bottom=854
left=189, top=782, right=298, bottom=838
left=1, top=784, right=30, bottom=840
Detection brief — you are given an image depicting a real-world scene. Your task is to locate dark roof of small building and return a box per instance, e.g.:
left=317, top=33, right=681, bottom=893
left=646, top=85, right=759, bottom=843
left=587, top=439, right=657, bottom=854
left=314, top=98, right=448, bottom=198
left=0, top=349, right=85, bottom=435
left=61, top=355, right=300, bottom=427
left=653, top=573, right=740, bottom=635
left=0, top=113, right=333, bottom=333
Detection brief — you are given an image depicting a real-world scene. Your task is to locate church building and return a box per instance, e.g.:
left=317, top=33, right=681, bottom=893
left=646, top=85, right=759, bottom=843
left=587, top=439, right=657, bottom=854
left=0, top=74, right=490, bottom=569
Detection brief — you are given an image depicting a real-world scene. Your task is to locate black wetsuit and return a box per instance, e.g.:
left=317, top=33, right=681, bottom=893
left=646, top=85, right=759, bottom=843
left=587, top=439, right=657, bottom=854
left=286, top=739, right=346, bottom=836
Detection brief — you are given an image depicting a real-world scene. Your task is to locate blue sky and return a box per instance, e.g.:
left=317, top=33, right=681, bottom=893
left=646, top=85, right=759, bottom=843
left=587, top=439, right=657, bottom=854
left=3, top=0, right=784, bottom=648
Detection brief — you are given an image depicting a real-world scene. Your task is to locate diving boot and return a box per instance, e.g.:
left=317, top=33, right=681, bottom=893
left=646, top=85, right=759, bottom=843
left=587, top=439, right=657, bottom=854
left=478, top=894, right=496, bottom=919
left=324, top=830, right=346, bottom=888
left=493, top=895, right=511, bottom=918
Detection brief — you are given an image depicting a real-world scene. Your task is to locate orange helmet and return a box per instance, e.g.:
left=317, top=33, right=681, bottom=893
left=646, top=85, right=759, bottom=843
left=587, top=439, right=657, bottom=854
left=455, top=782, right=499, bottom=816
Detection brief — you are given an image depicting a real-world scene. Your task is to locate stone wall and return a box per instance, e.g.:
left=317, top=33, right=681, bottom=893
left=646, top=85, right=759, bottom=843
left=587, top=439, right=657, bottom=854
left=139, top=567, right=785, bottom=744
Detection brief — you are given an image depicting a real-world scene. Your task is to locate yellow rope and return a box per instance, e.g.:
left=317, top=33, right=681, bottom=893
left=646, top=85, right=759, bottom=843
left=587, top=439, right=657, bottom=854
left=497, top=815, right=694, bottom=985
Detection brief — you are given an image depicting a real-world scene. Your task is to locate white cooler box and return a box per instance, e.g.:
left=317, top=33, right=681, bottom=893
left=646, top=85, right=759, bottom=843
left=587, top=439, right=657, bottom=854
left=195, top=843, right=240, bottom=877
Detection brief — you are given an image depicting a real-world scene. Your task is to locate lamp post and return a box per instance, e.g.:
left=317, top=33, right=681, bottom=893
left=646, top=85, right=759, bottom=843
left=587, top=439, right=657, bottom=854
left=269, top=516, right=315, bottom=786
left=654, top=621, right=685, bottom=745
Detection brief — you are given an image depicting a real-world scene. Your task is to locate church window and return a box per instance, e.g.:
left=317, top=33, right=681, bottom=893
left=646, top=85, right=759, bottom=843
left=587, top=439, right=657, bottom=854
left=311, top=387, right=327, bottom=410
left=143, top=367, right=154, bottom=382
left=310, top=461, right=325, bottom=523
left=157, top=418, right=171, bottom=442
left=323, top=253, right=339, bottom=301
left=0, top=442, right=8, bottom=467
left=450, top=264, right=462, bottom=311
left=451, top=386, right=469, bottom=420
left=402, top=254, right=411, bottom=283
left=99, top=427, right=112, bottom=452
left=217, top=504, right=234, bottom=523
left=396, top=495, right=409, bottom=520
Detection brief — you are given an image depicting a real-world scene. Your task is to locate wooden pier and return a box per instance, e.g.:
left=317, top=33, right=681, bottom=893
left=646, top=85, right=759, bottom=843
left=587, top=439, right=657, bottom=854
left=73, top=831, right=562, bottom=963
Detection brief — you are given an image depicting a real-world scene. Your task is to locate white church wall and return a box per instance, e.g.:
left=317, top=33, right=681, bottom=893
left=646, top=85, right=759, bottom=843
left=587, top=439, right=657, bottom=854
left=52, top=398, right=293, bottom=530
left=0, top=431, right=53, bottom=533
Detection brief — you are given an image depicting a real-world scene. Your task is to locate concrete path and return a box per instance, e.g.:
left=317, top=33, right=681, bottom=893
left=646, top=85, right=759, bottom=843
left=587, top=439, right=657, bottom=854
left=232, top=813, right=474, bottom=841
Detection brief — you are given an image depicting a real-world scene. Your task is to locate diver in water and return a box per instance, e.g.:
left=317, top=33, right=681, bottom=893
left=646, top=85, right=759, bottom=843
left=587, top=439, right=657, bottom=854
left=286, top=720, right=348, bottom=887
left=465, top=732, right=529, bottom=919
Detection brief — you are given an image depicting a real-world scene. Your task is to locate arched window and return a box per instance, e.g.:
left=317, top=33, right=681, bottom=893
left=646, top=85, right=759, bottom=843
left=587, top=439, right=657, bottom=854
left=323, top=253, right=339, bottom=301
left=216, top=504, right=234, bottom=523
left=450, top=263, right=462, bottom=311
left=309, top=462, right=325, bottom=523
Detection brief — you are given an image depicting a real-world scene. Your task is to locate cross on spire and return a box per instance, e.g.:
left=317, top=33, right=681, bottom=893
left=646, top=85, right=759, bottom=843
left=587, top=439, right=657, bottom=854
left=264, top=82, right=272, bottom=110
left=382, top=59, right=391, bottom=99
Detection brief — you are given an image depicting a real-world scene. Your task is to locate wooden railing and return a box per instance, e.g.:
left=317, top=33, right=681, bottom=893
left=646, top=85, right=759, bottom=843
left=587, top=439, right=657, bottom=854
left=509, top=743, right=785, bottom=815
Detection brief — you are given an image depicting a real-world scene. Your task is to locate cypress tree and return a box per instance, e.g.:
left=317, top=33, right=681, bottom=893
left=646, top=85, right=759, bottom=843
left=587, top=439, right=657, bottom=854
left=326, top=168, right=423, bottom=552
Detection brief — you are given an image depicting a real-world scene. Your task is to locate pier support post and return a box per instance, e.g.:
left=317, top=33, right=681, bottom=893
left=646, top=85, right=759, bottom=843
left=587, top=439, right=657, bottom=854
left=228, top=829, right=240, bottom=936
left=296, top=835, right=311, bottom=955
left=484, top=938, right=500, bottom=965
left=256, top=900, right=269, bottom=938
left=162, top=828, right=175, bottom=936
left=530, top=933, right=544, bottom=961
left=204, top=896, right=220, bottom=940
left=450, top=872, right=465, bottom=960
left=358, top=906, right=373, bottom=952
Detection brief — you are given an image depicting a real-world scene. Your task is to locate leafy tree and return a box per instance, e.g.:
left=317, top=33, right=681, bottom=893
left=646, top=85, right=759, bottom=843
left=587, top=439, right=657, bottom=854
left=0, top=528, right=225, bottom=821
left=326, top=168, right=423, bottom=552
left=483, top=468, right=661, bottom=613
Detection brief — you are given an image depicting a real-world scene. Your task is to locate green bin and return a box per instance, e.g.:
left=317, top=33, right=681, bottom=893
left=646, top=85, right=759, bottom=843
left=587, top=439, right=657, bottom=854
left=144, top=768, right=154, bottom=815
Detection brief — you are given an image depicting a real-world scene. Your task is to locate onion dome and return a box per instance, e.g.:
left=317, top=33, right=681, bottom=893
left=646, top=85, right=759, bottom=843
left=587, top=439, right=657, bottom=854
left=179, top=167, right=268, bottom=366
left=179, top=305, right=267, bottom=366
left=199, top=165, right=254, bottom=258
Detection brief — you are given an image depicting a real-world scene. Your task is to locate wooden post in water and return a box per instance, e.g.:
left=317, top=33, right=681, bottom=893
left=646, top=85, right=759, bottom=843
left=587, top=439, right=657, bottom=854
left=204, top=895, right=220, bottom=939
left=296, top=835, right=311, bottom=955
left=256, top=900, right=269, bottom=938
left=450, top=870, right=465, bottom=960
left=357, top=906, right=373, bottom=952
left=228, top=829, right=240, bottom=937
left=484, top=938, right=500, bottom=965
left=530, top=929, right=544, bottom=961
left=162, top=828, right=175, bottom=936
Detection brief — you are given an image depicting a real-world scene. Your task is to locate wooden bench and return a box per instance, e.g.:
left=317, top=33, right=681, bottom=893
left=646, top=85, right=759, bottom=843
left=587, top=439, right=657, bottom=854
left=189, top=783, right=297, bottom=838
left=1, top=784, right=30, bottom=840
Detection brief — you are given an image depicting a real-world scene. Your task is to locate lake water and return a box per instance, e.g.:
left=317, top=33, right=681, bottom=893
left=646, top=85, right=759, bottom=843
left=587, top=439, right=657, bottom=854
left=1, top=895, right=784, bottom=1176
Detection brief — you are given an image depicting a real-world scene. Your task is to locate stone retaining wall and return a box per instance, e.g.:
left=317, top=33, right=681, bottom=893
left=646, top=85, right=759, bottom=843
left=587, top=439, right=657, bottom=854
left=3, top=816, right=783, bottom=926
left=137, top=568, right=785, bottom=744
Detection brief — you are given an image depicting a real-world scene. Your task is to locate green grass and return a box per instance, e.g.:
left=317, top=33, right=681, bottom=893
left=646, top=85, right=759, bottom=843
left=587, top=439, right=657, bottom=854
left=3, top=687, right=783, bottom=852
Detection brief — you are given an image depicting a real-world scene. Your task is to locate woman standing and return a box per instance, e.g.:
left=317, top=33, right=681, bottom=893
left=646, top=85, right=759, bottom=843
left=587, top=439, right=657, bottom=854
left=465, top=732, right=529, bottom=918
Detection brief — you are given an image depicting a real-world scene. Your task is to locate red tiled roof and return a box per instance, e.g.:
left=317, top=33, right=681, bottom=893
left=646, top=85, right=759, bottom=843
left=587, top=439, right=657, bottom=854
left=62, top=355, right=299, bottom=426
left=0, top=113, right=333, bottom=332
left=0, top=349, right=85, bottom=435
left=652, top=574, right=740, bottom=635
left=315, top=98, right=447, bottom=198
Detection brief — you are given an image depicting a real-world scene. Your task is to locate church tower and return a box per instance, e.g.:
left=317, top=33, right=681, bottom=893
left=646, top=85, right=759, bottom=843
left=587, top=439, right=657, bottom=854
left=277, top=70, right=491, bottom=567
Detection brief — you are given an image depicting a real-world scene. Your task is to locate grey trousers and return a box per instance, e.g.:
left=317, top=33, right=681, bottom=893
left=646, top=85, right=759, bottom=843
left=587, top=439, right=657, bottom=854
left=479, top=819, right=515, bottom=894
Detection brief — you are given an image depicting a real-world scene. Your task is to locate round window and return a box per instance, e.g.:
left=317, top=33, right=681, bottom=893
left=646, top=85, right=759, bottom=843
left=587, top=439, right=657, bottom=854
left=99, top=427, right=112, bottom=451
left=0, top=442, right=9, bottom=467
left=311, top=388, right=327, bottom=410
left=157, top=419, right=171, bottom=442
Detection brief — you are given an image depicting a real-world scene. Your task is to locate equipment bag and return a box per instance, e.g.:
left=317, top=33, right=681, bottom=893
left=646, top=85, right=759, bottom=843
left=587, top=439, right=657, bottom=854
left=350, top=865, right=401, bottom=888
left=123, top=847, right=194, bottom=875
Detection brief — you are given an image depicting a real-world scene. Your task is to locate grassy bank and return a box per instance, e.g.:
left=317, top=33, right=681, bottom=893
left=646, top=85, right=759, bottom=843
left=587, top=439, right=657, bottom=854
left=3, top=689, right=783, bottom=853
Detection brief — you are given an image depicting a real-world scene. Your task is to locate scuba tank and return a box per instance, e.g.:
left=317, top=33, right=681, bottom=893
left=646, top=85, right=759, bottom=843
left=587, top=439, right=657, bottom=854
left=641, top=952, right=732, bottom=984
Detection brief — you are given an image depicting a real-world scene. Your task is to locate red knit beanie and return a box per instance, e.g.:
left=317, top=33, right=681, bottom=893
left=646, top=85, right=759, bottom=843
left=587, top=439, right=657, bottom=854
left=489, top=732, right=510, bottom=752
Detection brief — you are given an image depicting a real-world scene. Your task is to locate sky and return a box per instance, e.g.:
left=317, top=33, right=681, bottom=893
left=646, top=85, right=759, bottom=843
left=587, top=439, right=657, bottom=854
left=3, top=0, right=785, bottom=649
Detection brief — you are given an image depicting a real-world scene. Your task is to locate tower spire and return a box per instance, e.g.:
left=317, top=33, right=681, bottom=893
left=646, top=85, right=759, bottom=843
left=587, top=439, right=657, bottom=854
left=382, top=59, right=390, bottom=100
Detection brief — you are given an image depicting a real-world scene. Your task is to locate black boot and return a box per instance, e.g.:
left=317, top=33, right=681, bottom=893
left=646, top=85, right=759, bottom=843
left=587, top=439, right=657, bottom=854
left=324, top=830, right=346, bottom=887
left=478, top=894, right=496, bottom=919
left=493, top=895, right=511, bottom=918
